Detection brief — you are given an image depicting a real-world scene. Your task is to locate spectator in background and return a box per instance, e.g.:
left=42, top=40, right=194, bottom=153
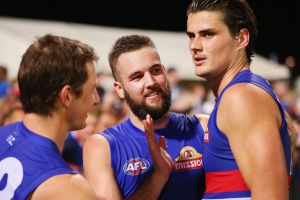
left=0, top=65, right=11, bottom=98
left=96, top=72, right=114, bottom=103
left=62, top=107, right=100, bottom=172
left=290, top=121, right=300, bottom=200
left=167, top=67, right=181, bottom=103
left=95, top=110, right=119, bottom=133
left=290, top=152, right=300, bottom=200
left=272, top=80, right=296, bottom=115
left=167, top=67, right=195, bottom=113
left=96, top=72, right=126, bottom=118
left=0, top=89, right=22, bottom=126
left=190, top=83, right=214, bottom=115
left=10, top=78, right=21, bottom=97
left=1, top=103, right=24, bottom=126
left=0, top=34, right=98, bottom=199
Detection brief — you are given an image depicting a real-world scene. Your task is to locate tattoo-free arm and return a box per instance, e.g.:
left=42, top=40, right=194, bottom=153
left=219, top=84, right=289, bottom=200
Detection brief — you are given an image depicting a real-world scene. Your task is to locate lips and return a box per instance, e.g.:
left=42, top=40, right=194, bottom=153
left=144, top=85, right=163, bottom=97
left=146, top=91, right=157, bottom=96
left=193, top=56, right=206, bottom=66
left=144, top=90, right=162, bottom=103
left=145, top=91, right=159, bottom=98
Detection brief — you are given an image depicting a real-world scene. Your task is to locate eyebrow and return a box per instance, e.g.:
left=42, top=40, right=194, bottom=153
left=128, top=71, right=141, bottom=80
left=128, top=63, right=162, bottom=80
left=186, top=31, right=194, bottom=37
left=150, top=63, right=162, bottom=69
left=186, top=28, right=217, bottom=36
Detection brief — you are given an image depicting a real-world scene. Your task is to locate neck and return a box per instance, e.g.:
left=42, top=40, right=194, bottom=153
left=129, top=111, right=171, bottom=131
left=23, top=113, right=69, bottom=152
left=208, top=59, right=250, bottom=97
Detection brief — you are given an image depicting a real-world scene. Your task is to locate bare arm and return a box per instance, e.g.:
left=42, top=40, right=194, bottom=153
left=28, top=174, right=96, bottom=200
left=218, top=84, right=289, bottom=200
left=83, top=114, right=172, bottom=200
left=83, top=134, right=122, bottom=200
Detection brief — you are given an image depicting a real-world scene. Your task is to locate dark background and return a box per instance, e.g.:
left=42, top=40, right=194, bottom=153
left=1, top=0, right=299, bottom=78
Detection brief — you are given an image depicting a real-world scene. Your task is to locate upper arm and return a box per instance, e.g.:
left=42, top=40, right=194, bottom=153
left=83, top=134, right=122, bottom=200
left=218, top=84, right=288, bottom=198
left=29, top=174, right=96, bottom=200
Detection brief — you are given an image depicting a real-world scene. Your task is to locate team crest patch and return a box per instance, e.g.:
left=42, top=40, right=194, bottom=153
left=123, top=157, right=150, bottom=175
left=174, top=146, right=203, bottom=171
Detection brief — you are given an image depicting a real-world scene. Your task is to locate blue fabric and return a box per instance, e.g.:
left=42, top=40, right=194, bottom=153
left=203, top=70, right=291, bottom=199
left=0, top=122, right=76, bottom=200
left=62, top=132, right=83, bottom=172
left=102, top=112, right=205, bottom=199
left=0, top=81, right=11, bottom=97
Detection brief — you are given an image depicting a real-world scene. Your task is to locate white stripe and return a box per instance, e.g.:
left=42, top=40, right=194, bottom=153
left=202, top=198, right=250, bottom=200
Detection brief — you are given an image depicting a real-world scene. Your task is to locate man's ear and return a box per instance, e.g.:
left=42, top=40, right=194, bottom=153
left=58, top=85, right=74, bottom=108
left=236, top=28, right=250, bottom=50
left=114, top=81, right=125, bottom=99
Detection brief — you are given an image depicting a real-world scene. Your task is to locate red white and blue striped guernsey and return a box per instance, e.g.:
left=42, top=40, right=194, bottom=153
left=202, top=70, right=291, bottom=199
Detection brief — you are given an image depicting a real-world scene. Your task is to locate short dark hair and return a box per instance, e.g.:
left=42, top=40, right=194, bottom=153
left=18, top=34, right=98, bottom=116
left=187, top=0, right=258, bottom=63
left=108, top=35, right=157, bottom=81
left=167, top=67, right=177, bottom=74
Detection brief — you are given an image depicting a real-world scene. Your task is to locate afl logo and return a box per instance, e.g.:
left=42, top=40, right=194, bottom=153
left=123, top=158, right=150, bottom=176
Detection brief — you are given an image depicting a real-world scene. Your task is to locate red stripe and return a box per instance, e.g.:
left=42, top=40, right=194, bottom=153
left=206, top=170, right=249, bottom=193
left=206, top=171, right=291, bottom=193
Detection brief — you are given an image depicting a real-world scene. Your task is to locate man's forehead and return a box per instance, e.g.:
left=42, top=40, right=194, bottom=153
left=117, top=49, right=160, bottom=71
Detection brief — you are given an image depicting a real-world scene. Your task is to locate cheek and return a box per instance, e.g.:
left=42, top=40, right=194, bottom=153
left=161, top=80, right=169, bottom=90
left=84, top=94, right=94, bottom=107
left=206, top=40, right=231, bottom=61
left=204, top=39, right=221, bottom=53
left=127, top=82, right=144, bottom=94
left=156, top=74, right=168, bottom=84
left=188, top=40, right=193, bottom=50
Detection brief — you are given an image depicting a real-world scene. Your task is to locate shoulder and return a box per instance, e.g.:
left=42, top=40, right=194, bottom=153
left=172, top=112, right=203, bottom=124
left=101, top=121, right=125, bottom=138
left=0, top=123, right=18, bottom=153
left=0, top=122, right=18, bottom=137
left=84, top=134, right=110, bottom=152
left=172, top=112, right=208, bottom=135
left=83, top=134, right=111, bottom=166
left=218, top=83, right=281, bottom=134
left=220, top=82, right=279, bottom=114
left=29, top=174, right=96, bottom=200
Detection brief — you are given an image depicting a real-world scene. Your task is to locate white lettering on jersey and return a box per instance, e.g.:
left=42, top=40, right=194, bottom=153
left=5, top=135, right=16, bottom=146
left=0, top=157, right=24, bottom=200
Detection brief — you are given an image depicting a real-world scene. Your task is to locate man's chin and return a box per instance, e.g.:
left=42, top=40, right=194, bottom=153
left=145, top=101, right=163, bottom=108
left=73, top=122, right=86, bottom=132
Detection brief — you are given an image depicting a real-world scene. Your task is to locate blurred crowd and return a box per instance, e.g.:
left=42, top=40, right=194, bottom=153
left=1, top=63, right=300, bottom=196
